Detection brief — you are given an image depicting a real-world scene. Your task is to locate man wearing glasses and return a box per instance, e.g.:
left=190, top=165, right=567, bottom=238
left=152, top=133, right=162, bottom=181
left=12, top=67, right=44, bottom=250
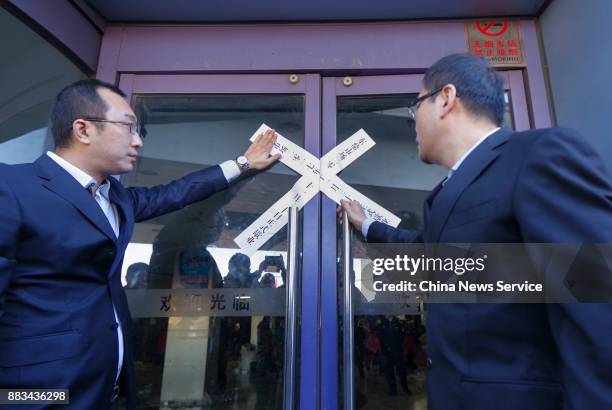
left=341, top=53, right=612, bottom=409
left=0, top=79, right=279, bottom=409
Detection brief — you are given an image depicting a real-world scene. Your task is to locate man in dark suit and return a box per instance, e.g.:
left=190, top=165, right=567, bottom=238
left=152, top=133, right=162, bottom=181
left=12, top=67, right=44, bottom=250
left=0, top=79, right=280, bottom=409
left=341, top=53, right=612, bottom=409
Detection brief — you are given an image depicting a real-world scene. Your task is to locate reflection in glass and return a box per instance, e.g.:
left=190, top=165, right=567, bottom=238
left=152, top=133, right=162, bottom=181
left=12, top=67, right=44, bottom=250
left=121, top=94, right=303, bottom=409
left=0, top=8, right=85, bottom=164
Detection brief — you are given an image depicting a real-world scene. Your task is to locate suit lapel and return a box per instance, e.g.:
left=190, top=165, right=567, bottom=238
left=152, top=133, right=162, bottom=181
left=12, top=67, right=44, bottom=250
left=422, top=179, right=445, bottom=236
left=426, top=179, right=445, bottom=209
left=35, top=155, right=118, bottom=244
left=109, top=177, right=134, bottom=242
left=427, top=128, right=513, bottom=242
left=108, top=178, right=139, bottom=279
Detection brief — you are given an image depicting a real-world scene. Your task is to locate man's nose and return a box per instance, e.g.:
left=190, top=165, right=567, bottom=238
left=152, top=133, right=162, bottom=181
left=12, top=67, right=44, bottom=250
left=132, top=134, right=143, bottom=147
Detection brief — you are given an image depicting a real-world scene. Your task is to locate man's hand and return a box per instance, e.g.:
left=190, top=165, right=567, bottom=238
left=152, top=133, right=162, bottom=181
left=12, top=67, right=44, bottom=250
left=244, top=129, right=282, bottom=170
left=337, top=199, right=367, bottom=232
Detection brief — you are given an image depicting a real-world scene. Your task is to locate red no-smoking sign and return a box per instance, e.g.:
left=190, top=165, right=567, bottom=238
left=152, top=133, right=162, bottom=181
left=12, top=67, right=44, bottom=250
left=466, top=19, right=525, bottom=66
left=476, top=19, right=509, bottom=37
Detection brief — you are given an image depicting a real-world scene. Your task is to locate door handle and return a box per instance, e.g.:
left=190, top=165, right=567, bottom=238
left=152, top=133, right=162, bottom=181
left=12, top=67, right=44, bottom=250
left=284, top=206, right=299, bottom=409
left=342, top=211, right=355, bottom=410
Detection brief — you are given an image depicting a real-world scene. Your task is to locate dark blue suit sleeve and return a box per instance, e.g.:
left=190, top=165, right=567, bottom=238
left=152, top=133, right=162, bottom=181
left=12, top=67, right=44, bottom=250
left=367, top=221, right=424, bottom=243
left=0, top=176, right=20, bottom=316
left=514, top=127, right=612, bottom=242
left=514, top=128, right=612, bottom=407
left=127, top=165, right=229, bottom=222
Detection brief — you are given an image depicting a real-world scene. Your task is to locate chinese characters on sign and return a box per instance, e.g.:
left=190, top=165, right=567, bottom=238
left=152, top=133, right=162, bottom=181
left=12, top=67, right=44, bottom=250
left=466, top=19, right=525, bottom=66
left=126, top=289, right=275, bottom=317
left=160, top=294, right=172, bottom=312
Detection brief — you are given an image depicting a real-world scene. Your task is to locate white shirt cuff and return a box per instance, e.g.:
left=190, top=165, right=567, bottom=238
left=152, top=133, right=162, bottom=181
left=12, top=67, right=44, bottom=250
left=220, top=160, right=241, bottom=182
left=361, top=217, right=375, bottom=239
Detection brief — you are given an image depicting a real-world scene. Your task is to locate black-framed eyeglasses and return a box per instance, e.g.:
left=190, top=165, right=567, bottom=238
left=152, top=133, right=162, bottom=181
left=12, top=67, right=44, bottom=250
left=407, top=87, right=444, bottom=121
left=83, top=118, right=147, bottom=139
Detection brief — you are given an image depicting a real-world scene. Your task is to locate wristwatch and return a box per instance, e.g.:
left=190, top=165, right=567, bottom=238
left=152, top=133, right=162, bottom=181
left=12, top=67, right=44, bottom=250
left=236, top=155, right=250, bottom=173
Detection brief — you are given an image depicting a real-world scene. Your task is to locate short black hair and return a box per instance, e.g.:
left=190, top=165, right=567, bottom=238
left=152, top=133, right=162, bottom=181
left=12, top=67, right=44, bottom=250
left=423, top=53, right=505, bottom=126
left=50, top=79, right=126, bottom=148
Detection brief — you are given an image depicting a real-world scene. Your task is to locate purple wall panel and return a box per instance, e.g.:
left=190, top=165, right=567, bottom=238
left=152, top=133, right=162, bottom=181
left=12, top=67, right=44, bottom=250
left=7, top=0, right=101, bottom=72
left=520, top=20, right=552, bottom=128
left=334, top=74, right=424, bottom=96
left=118, top=73, right=135, bottom=98
left=107, top=22, right=467, bottom=72
left=97, top=26, right=124, bottom=83
left=98, top=21, right=551, bottom=131
left=129, top=74, right=308, bottom=94
left=508, top=70, right=530, bottom=130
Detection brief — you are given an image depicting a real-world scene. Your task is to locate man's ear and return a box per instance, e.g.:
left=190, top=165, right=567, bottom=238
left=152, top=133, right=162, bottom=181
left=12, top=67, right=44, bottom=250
left=439, top=84, right=458, bottom=119
left=72, top=119, right=93, bottom=146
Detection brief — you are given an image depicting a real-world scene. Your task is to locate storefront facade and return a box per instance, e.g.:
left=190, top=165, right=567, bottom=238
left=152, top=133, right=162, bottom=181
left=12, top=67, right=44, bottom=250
left=6, top=1, right=606, bottom=409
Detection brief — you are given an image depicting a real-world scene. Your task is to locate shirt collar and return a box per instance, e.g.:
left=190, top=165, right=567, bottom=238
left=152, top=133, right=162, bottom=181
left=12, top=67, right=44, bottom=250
left=447, top=127, right=501, bottom=180
left=96, top=180, right=111, bottom=199
left=46, top=151, right=110, bottom=199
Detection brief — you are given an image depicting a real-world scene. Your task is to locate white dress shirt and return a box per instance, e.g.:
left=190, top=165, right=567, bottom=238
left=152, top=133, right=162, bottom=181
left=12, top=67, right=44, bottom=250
left=46, top=152, right=240, bottom=382
left=361, top=127, right=501, bottom=238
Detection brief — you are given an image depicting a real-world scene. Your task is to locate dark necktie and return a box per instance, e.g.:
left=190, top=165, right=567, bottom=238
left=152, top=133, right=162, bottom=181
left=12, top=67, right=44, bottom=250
left=426, top=177, right=448, bottom=208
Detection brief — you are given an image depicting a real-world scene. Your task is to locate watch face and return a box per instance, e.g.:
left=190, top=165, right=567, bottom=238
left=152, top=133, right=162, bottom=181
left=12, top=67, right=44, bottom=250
left=237, top=156, right=249, bottom=170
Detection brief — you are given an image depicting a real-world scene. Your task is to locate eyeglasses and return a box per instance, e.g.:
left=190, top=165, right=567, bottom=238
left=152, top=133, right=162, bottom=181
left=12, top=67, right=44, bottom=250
left=407, top=87, right=444, bottom=121
left=83, top=118, right=147, bottom=139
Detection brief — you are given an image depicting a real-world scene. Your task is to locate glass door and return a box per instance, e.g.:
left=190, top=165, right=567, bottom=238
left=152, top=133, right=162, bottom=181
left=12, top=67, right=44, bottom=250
left=115, top=70, right=530, bottom=409
left=117, top=74, right=322, bottom=410
left=321, top=72, right=529, bottom=410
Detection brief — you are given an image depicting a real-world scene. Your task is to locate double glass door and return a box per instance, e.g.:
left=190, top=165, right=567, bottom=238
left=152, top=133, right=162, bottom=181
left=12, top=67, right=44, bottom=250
left=118, top=72, right=528, bottom=409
